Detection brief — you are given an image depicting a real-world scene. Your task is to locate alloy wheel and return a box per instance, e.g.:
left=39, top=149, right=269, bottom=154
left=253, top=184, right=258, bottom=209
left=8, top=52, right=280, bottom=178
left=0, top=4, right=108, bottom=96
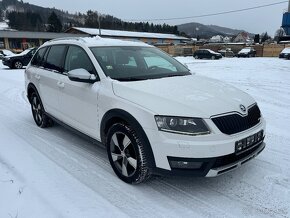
left=14, top=61, right=23, bottom=69
left=31, top=95, right=43, bottom=125
left=110, top=132, right=137, bottom=177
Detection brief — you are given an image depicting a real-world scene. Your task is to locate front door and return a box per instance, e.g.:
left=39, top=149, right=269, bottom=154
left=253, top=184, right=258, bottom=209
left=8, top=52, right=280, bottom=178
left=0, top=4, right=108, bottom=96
left=58, top=45, right=100, bottom=139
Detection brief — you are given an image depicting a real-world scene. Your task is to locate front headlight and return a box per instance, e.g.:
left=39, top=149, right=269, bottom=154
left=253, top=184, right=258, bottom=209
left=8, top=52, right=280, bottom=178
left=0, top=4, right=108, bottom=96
left=155, top=116, right=210, bottom=136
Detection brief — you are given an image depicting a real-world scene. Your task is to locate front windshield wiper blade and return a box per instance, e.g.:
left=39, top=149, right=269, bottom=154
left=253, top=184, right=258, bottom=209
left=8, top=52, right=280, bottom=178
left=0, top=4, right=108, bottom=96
left=163, top=73, right=190, bottom=78
left=114, top=77, right=149, bottom=82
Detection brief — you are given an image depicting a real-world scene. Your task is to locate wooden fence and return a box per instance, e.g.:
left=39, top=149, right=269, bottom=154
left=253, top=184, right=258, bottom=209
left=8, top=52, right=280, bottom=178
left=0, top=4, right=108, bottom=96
left=156, top=44, right=290, bottom=57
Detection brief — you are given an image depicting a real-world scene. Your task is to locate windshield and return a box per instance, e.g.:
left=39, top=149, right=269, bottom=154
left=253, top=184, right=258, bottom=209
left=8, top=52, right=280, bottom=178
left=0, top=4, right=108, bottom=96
left=2, top=50, right=14, bottom=56
left=240, top=48, right=251, bottom=53
left=20, top=48, right=33, bottom=55
left=90, top=46, right=190, bottom=81
left=282, top=48, right=290, bottom=54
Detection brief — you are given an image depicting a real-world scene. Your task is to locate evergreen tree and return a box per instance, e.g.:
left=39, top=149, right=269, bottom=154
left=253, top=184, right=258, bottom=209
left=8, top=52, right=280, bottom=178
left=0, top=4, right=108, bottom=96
left=47, top=11, right=62, bottom=32
left=254, top=34, right=260, bottom=44
left=261, top=32, right=271, bottom=43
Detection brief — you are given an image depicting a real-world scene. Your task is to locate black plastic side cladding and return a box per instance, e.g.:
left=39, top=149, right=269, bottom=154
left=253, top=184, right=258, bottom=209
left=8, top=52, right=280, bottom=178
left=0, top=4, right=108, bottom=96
left=100, top=109, right=156, bottom=169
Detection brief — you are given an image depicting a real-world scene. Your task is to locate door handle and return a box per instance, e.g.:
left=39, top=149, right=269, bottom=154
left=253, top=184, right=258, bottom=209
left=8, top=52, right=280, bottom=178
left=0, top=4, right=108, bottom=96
left=57, top=81, right=65, bottom=88
left=35, top=74, right=40, bottom=80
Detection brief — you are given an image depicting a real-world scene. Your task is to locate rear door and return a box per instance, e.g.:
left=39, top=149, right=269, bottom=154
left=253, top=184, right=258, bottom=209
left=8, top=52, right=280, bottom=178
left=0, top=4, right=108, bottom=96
left=58, top=45, right=100, bottom=138
left=38, top=45, right=67, bottom=119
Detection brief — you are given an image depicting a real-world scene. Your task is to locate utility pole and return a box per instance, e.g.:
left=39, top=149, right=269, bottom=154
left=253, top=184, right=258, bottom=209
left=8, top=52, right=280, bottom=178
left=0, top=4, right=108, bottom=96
left=98, top=12, right=102, bottom=36
left=288, top=0, right=290, bottom=13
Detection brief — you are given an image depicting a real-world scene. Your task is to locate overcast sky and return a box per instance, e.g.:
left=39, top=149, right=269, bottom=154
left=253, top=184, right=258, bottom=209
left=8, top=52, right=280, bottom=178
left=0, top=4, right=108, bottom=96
left=26, top=0, right=288, bottom=36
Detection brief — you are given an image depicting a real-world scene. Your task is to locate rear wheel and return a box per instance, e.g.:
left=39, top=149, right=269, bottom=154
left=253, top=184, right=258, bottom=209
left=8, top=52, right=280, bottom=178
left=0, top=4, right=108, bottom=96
left=14, top=61, right=23, bottom=69
left=106, top=123, right=151, bottom=184
left=194, top=55, right=199, bottom=59
left=30, top=92, right=52, bottom=128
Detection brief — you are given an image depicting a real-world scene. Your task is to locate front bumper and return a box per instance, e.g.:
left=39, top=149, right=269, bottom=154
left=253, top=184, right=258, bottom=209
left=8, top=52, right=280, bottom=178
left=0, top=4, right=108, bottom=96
left=2, top=59, right=12, bottom=67
left=146, top=118, right=266, bottom=177
left=151, top=141, right=265, bottom=177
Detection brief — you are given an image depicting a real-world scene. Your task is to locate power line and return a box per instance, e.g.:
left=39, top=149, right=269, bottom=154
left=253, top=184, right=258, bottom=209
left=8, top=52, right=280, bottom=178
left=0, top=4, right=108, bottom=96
left=125, top=1, right=288, bottom=22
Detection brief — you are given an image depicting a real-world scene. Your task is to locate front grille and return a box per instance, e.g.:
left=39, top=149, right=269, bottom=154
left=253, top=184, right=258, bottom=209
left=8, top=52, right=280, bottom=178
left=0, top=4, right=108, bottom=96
left=212, top=104, right=261, bottom=135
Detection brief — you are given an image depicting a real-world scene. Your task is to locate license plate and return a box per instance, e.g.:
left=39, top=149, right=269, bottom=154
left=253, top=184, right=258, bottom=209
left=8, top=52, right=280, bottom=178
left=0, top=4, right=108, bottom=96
left=235, top=130, right=264, bottom=155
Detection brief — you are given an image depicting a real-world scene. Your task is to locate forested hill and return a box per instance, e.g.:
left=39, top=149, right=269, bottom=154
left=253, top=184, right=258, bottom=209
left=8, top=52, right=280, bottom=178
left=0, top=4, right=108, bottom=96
left=0, top=0, right=179, bottom=34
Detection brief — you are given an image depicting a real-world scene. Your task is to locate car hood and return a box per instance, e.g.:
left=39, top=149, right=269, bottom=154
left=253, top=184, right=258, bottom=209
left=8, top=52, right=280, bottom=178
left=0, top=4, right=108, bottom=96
left=112, top=75, right=256, bottom=118
left=6, top=54, right=24, bottom=58
left=210, top=51, right=221, bottom=55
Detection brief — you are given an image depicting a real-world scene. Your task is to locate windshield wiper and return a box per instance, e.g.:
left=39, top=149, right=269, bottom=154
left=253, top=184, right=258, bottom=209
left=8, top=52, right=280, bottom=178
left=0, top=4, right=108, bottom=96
left=115, top=77, right=149, bottom=82
left=163, top=73, right=190, bottom=78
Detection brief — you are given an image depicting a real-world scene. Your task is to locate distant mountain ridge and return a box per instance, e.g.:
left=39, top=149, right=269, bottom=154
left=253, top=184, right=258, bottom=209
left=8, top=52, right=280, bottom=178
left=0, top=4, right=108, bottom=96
left=0, top=0, right=254, bottom=39
left=178, top=22, right=254, bottom=39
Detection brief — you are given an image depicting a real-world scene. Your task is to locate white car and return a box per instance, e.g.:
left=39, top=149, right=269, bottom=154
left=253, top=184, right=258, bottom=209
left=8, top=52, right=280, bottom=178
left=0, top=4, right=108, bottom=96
left=25, top=37, right=266, bottom=184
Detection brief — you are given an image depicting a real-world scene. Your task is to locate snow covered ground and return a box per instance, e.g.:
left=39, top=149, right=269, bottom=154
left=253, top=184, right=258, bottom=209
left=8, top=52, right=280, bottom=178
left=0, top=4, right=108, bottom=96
left=0, top=57, right=289, bottom=218
left=0, top=21, right=9, bottom=30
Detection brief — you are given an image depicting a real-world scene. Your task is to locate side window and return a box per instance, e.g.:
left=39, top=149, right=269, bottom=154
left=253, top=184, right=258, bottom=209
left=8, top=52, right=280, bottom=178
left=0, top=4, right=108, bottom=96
left=64, top=46, right=95, bottom=74
left=31, top=47, right=47, bottom=67
left=44, top=45, right=67, bottom=72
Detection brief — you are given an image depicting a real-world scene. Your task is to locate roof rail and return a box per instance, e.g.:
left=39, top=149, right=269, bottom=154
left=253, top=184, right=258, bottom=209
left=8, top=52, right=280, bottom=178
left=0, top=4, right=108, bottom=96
left=47, top=37, right=87, bottom=43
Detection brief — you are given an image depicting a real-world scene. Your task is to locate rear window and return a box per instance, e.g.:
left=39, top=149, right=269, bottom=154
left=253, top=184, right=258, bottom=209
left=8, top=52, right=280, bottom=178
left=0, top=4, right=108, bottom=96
left=44, top=45, right=67, bottom=72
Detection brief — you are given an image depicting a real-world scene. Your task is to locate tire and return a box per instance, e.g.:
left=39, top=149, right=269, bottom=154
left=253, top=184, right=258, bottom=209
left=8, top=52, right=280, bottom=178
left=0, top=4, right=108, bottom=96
left=194, top=55, right=199, bottom=59
left=14, top=60, right=23, bottom=69
left=30, top=92, right=52, bottom=128
left=211, top=56, right=216, bottom=60
left=106, top=123, right=151, bottom=184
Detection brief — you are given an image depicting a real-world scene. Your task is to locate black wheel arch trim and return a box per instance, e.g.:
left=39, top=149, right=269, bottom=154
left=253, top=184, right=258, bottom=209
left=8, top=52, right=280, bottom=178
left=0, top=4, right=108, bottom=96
left=27, top=83, right=42, bottom=104
left=101, top=109, right=156, bottom=169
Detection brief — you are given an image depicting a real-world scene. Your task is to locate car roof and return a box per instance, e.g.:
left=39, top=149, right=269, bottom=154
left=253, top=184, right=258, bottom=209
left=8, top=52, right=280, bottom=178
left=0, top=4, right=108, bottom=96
left=42, top=36, right=153, bottom=48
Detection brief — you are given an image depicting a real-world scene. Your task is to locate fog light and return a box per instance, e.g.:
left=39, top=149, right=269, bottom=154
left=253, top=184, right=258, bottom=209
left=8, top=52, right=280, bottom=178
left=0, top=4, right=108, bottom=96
left=170, top=160, right=203, bottom=170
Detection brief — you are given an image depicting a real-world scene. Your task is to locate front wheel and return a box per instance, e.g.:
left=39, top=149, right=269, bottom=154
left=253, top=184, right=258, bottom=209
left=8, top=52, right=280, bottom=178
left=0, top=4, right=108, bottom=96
left=211, top=56, right=216, bottom=60
left=194, top=55, right=199, bottom=59
left=106, top=123, right=151, bottom=184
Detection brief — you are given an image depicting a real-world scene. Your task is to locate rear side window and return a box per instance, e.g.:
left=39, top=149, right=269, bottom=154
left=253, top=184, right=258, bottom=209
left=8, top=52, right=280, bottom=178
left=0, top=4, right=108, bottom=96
left=44, top=45, right=67, bottom=72
left=31, top=47, right=47, bottom=67
left=64, top=46, right=95, bottom=74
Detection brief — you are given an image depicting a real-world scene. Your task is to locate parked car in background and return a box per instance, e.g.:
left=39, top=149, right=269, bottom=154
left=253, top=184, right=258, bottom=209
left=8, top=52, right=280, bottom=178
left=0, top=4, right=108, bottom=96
left=279, top=48, right=290, bottom=58
left=193, top=49, right=222, bottom=60
left=218, top=48, right=235, bottom=58
left=2, top=48, right=37, bottom=69
left=237, top=47, right=256, bottom=58
left=285, top=53, right=290, bottom=60
left=0, top=49, right=15, bottom=60
left=25, top=37, right=265, bottom=184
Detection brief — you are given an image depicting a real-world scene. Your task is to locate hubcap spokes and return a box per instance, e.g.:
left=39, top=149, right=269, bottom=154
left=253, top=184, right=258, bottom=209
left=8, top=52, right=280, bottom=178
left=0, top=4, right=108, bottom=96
left=110, top=132, right=137, bottom=177
left=15, top=62, right=22, bottom=68
left=32, top=96, right=42, bottom=124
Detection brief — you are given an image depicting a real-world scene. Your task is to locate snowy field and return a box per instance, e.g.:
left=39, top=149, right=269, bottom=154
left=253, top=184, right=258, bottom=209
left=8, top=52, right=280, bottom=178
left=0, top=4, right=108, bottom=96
left=0, top=57, right=290, bottom=218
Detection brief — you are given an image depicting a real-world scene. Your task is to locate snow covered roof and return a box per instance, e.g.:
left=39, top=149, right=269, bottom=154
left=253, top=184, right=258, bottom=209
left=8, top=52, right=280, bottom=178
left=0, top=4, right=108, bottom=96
left=0, top=30, right=88, bottom=39
left=68, top=27, right=188, bottom=40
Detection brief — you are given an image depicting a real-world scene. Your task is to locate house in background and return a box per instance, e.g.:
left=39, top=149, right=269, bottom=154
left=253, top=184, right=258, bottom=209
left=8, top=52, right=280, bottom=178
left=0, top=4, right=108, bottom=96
left=65, top=27, right=188, bottom=45
left=233, top=32, right=252, bottom=43
left=209, top=35, right=223, bottom=43
left=223, top=36, right=232, bottom=43
left=0, top=30, right=87, bottom=51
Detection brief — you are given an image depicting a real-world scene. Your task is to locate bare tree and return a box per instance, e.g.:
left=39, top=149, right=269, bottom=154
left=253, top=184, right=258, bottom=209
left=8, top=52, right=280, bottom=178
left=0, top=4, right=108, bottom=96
left=274, top=28, right=286, bottom=42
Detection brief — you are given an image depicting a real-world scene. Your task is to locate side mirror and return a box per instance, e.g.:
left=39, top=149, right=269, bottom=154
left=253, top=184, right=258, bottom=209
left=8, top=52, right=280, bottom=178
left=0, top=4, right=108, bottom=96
left=67, top=68, right=98, bottom=84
